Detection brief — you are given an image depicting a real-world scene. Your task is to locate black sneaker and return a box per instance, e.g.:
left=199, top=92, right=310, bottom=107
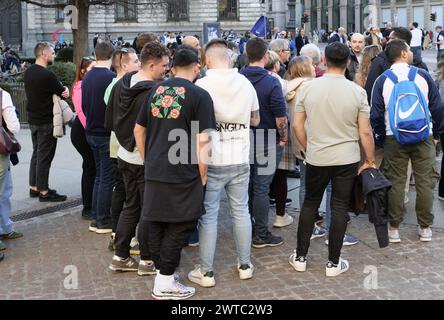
left=81, top=209, right=92, bottom=220
left=31, top=188, right=56, bottom=198
left=95, top=224, right=112, bottom=234
left=39, top=191, right=67, bottom=202
left=89, top=220, right=97, bottom=232
left=252, top=232, right=284, bottom=248
left=0, top=252, right=4, bottom=262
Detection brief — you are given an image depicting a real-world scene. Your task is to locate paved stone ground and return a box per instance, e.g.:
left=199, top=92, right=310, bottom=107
left=2, top=194, right=444, bottom=300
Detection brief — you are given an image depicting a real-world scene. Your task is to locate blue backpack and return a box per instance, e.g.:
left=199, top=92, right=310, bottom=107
left=384, top=66, right=430, bottom=145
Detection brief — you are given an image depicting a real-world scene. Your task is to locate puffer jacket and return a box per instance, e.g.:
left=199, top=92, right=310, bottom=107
left=53, top=94, right=74, bottom=138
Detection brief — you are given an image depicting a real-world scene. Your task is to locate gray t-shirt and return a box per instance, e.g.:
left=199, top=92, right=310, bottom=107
left=295, top=73, right=370, bottom=166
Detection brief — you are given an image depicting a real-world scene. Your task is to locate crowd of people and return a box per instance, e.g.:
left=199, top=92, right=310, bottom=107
left=0, top=23, right=444, bottom=300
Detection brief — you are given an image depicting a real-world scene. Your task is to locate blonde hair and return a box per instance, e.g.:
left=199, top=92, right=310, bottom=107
left=355, top=44, right=382, bottom=87
left=285, top=56, right=313, bottom=80
left=265, top=50, right=280, bottom=71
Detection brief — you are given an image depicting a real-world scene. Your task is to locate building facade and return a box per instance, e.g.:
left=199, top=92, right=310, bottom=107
left=303, top=0, right=444, bottom=34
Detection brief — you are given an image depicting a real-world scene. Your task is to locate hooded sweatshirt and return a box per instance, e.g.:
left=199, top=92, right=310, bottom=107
left=104, top=71, right=156, bottom=164
left=196, top=68, right=259, bottom=166
left=240, top=66, right=287, bottom=144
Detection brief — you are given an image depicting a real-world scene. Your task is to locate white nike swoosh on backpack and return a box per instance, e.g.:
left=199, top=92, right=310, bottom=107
left=398, top=100, right=419, bottom=120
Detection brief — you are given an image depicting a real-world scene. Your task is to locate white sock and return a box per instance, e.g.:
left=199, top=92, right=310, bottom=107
left=155, top=273, right=174, bottom=289
left=112, top=255, right=125, bottom=261
left=139, top=260, right=153, bottom=266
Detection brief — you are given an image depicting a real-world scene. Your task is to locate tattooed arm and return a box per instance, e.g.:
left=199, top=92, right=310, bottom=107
left=275, top=116, right=288, bottom=146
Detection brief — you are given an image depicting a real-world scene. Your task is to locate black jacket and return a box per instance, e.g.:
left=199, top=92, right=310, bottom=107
left=328, top=33, right=347, bottom=44
left=104, top=71, right=156, bottom=152
left=347, top=50, right=360, bottom=81
left=361, top=168, right=392, bottom=248
left=295, top=35, right=309, bottom=55
left=364, top=51, right=429, bottom=104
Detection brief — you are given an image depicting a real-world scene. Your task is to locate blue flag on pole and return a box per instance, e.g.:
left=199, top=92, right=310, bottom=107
left=251, top=16, right=269, bottom=38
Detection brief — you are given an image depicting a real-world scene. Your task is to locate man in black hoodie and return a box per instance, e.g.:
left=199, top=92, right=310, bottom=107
left=105, top=42, right=170, bottom=273
left=364, top=27, right=428, bottom=104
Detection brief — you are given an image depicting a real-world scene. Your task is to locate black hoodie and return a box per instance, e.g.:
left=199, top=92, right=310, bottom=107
left=104, top=71, right=156, bottom=152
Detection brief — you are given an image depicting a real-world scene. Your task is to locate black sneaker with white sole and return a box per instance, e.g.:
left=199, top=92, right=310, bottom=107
left=252, top=232, right=283, bottom=248
left=39, top=191, right=67, bottom=202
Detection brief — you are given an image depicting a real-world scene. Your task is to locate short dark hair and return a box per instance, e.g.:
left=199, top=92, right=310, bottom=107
left=245, top=38, right=268, bottom=63
left=385, top=39, right=409, bottom=64
left=112, top=47, right=136, bottom=69
left=140, top=42, right=170, bottom=66
left=173, top=46, right=199, bottom=68
left=391, top=27, right=412, bottom=45
left=94, top=41, right=115, bottom=61
left=324, top=42, right=350, bottom=69
left=412, top=22, right=418, bottom=28
left=205, top=38, right=228, bottom=52
left=34, top=42, right=52, bottom=58
left=136, top=32, right=158, bottom=52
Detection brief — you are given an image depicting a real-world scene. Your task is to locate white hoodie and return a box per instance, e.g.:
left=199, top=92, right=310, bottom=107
left=196, top=68, right=259, bottom=166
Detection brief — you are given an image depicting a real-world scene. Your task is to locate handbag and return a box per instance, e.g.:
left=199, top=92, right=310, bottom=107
left=0, top=90, right=21, bottom=155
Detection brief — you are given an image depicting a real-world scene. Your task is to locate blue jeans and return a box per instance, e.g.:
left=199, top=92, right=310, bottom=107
left=86, top=135, right=115, bottom=227
left=0, top=155, right=13, bottom=235
left=411, top=46, right=422, bottom=62
left=199, top=164, right=251, bottom=272
left=249, top=144, right=283, bottom=239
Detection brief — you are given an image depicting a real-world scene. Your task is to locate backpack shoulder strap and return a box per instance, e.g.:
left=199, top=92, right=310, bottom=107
left=384, top=69, right=398, bottom=84
left=407, top=66, right=418, bottom=82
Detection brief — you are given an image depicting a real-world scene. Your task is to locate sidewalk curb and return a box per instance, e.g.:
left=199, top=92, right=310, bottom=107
left=11, top=197, right=82, bottom=222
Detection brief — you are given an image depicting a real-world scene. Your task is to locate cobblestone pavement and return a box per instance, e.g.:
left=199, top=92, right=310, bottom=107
left=1, top=195, right=444, bottom=300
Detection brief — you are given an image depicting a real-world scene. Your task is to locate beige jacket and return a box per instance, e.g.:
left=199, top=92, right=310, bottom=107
left=286, top=78, right=307, bottom=160
left=53, top=95, right=75, bottom=138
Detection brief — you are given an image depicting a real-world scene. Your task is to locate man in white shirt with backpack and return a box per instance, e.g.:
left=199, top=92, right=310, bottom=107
left=371, top=39, right=444, bottom=243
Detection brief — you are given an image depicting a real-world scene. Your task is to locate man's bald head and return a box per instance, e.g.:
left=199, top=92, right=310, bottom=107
left=182, top=36, right=201, bottom=50
left=350, top=33, right=365, bottom=54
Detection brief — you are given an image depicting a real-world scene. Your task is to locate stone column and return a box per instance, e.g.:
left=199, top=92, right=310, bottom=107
left=390, top=0, right=397, bottom=26
left=328, top=0, right=333, bottom=30
left=305, top=0, right=312, bottom=33
left=424, top=0, right=431, bottom=31
left=355, top=0, right=361, bottom=32
left=406, top=0, right=412, bottom=26
left=317, top=0, right=322, bottom=31
left=340, top=0, right=347, bottom=29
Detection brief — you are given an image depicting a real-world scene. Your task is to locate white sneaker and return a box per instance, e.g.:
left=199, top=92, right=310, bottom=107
left=388, top=228, right=401, bottom=243
left=289, top=250, right=307, bottom=272
left=152, top=280, right=196, bottom=300
left=187, top=265, right=216, bottom=288
left=438, top=196, right=444, bottom=201
left=273, top=213, right=294, bottom=228
left=238, top=262, right=254, bottom=280
left=418, top=227, right=432, bottom=242
left=325, top=258, right=349, bottom=277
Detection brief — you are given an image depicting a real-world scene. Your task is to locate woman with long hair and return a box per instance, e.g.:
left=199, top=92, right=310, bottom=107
left=355, top=45, right=382, bottom=88
left=295, top=29, right=309, bottom=56
left=436, top=53, right=444, bottom=200
left=71, top=56, right=96, bottom=219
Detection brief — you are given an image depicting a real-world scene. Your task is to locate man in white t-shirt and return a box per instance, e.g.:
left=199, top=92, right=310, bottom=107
left=409, top=22, right=423, bottom=62
left=188, top=39, right=260, bottom=288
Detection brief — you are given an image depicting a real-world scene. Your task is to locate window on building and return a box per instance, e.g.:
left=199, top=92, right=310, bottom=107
left=167, top=0, right=189, bottom=21
left=55, top=0, right=67, bottom=23
left=218, top=0, right=238, bottom=21
left=311, top=0, right=317, bottom=31
left=347, top=0, right=355, bottom=32
left=115, top=1, right=137, bottom=22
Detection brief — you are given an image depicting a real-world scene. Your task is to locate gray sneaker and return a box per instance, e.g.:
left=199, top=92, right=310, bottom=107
left=109, top=256, right=139, bottom=272
left=388, top=228, right=401, bottom=243
left=138, top=260, right=157, bottom=276
left=418, top=227, right=432, bottom=242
